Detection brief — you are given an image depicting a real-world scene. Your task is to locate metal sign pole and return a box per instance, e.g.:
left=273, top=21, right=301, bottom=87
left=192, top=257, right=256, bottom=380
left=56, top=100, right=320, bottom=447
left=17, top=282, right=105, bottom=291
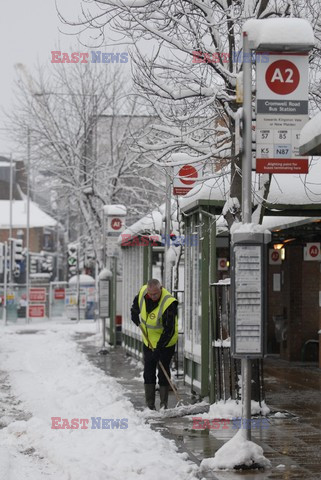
left=3, top=242, right=8, bottom=325
left=241, top=31, right=253, bottom=441
left=164, top=171, right=172, bottom=291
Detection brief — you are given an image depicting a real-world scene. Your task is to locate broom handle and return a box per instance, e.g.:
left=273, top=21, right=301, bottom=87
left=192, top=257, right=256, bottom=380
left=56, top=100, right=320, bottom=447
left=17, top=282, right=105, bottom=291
left=139, top=324, right=181, bottom=403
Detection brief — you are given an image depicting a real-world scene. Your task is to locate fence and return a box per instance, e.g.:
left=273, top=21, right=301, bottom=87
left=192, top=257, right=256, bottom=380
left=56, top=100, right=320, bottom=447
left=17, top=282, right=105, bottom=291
left=0, top=281, right=97, bottom=323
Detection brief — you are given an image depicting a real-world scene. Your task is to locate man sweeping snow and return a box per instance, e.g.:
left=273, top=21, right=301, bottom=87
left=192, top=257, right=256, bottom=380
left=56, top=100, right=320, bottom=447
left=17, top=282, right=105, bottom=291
left=131, top=279, right=178, bottom=410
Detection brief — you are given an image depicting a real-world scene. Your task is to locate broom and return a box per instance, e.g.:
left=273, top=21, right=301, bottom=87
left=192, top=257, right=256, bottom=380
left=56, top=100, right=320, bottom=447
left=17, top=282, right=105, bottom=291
left=139, top=324, right=210, bottom=417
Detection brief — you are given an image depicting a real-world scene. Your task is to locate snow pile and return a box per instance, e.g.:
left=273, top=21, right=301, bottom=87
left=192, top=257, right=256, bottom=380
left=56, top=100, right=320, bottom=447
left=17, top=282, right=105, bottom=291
left=200, top=429, right=271, bottom=471
left=0, top=322, right=198, bottom=480
left=230, top=221, right=270, bottom=236
left=244, top=18, right=314, bottom=50
left=196, top=398, right=270, bottom=419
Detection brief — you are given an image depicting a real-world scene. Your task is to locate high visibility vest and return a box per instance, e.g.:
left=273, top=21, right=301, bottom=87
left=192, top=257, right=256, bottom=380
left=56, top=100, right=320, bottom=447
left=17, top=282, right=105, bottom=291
left=138, top=285, right=178, bottom=349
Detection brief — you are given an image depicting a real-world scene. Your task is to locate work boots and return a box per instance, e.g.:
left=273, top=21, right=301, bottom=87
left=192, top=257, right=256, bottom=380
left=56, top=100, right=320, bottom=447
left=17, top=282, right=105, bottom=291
left=144, top=384, right=156, bottom=410
left=159, top=385, right=169, bottom=409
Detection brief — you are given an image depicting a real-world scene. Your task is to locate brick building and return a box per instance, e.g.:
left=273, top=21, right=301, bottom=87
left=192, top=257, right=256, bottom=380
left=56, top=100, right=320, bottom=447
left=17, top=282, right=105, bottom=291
left=0, top=156, right=64, bottom=282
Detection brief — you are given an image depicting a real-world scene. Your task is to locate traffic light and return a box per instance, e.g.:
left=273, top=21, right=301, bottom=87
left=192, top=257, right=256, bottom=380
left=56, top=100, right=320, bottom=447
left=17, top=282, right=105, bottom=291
left=30, top=255, right=38, bottom=274
left=41, top=254, right=54, bottom=274
left=12, top=239, right=23, bottom=278
left=13, top=239, right=23, bottom=265
left=67, top=244, right=78, bottom=277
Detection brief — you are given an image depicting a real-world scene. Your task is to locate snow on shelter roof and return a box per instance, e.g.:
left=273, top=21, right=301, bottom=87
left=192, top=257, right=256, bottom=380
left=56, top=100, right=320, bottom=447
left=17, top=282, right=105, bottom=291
left=243, top=18, right=315, bottom=51
left=179, top=162, right=321, bottom=211
left=299, top=111, right=321, bottom=156
left=0, top=200, right=57, bottom=228
left=120, top=201, right=179, bottom=243
left=120, top=208, right=163, bottom=241
left=103, top=205, right=127, bottom=216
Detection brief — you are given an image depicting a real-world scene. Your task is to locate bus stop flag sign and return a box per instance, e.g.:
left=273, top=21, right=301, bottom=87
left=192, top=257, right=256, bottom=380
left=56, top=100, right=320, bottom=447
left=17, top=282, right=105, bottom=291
left=256, top=53, right=309, bottom=174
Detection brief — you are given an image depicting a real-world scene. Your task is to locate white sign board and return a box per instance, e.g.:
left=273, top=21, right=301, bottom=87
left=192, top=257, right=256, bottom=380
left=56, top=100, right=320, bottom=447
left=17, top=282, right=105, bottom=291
left=256, top=53, right=309, bottom=174
left=99, top=279, right=109, bottom=317
left=234, top=245, right=263, bottom=355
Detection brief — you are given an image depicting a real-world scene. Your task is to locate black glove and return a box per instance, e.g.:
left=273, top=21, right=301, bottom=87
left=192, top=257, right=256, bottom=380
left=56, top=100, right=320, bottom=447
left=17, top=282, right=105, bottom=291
left=131, top=307, right=140, bottom=326
left=152, top=348, right=161, bottom=362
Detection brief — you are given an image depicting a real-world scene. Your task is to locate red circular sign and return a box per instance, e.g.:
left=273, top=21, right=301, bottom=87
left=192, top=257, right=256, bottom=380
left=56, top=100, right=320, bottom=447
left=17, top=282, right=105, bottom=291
left=178, top=165, right=198, bottom=185
left=111, top=218, right=122, bottom=230
left=265, top=60, right=300, bottom=95
left=271, top=251, right=280, bottom=262
left=219, top=259, right=227, bottom=268
left=309, top=245, right=319, bottom=258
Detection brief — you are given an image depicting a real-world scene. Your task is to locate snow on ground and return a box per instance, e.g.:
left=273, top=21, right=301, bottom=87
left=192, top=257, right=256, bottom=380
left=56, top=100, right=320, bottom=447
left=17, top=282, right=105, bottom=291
left=0, top=321, right=198, bottom=480
left=195, top=398, right=270, bottom=419
left=200, top=429, right=271, bottom=472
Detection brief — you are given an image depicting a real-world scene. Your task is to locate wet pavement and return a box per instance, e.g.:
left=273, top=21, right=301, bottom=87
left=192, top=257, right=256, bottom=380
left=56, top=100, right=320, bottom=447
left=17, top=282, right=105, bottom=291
left=79, top=334, right=321, bottom=479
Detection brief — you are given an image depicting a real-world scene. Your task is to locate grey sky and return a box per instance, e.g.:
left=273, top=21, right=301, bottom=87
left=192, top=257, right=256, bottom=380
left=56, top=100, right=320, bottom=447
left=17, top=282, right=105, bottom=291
left=0, top=0, right=103, bottom=155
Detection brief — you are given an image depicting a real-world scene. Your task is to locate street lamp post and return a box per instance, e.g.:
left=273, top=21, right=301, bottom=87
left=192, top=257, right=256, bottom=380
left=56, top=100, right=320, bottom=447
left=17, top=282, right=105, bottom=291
left=26, top=128, right=31, bottom=324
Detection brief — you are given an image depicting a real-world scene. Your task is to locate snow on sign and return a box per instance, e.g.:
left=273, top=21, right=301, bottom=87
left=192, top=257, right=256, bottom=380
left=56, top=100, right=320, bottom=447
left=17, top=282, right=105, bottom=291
left=173, top=163, right=202, bottom=195
left=256, top=53, right=309, bottom=174
left=304, top=243, right=321, bottom=261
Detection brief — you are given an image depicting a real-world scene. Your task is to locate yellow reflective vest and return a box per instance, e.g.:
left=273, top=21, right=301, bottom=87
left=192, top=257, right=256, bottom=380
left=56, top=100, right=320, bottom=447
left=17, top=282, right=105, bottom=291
left=138, top=285, right=178, bottom=349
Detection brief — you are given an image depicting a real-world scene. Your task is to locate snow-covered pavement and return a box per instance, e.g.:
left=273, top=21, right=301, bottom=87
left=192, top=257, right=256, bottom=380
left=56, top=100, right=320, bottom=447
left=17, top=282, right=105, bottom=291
left=0, top=321, right=198, bottom=480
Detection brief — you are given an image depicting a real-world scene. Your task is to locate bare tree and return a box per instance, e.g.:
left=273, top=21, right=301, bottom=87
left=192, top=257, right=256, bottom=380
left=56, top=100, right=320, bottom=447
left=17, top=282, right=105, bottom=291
left=61, top=0, right=321, bottom=226
left=7, top=61, right=162, bottom=264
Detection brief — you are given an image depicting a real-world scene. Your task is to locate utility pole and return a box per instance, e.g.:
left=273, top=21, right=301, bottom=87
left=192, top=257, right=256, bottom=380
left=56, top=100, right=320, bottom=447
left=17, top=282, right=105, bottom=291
left=164, top=170, right=172, bottom=291
left=26, top=128, right=31, bottom=324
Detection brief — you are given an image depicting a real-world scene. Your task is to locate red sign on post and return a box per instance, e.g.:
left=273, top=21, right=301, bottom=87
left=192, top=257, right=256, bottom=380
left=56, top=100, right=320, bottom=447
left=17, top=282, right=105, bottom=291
left=107, top=216, right=125, bottom=234
left=28, top=304, right=45, bottom=318
left=111, top=217, right=122, bottom=231
left=173, top=163, right=202, bottom=195
left=54, top=288, right=65, bottom=300
left=269, top=249, right=282, bottom=265
left=29, top=288, right=46, bottom=303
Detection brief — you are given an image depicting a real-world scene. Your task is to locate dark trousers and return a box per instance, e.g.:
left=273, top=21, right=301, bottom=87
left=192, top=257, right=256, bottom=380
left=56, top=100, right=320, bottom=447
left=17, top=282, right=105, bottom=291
left=143, top=344, right=175, bottom=386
